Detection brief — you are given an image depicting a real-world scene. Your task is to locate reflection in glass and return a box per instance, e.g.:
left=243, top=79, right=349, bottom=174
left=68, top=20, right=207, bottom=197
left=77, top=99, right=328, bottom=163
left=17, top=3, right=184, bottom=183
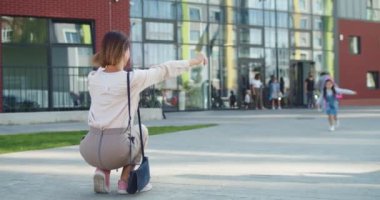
left=144, top=43, right=176, bottom=66
left=144, top=0, right=176, bottom=19
left=239, top=47, right=264, bottom=59
left=52, top=23, right=92, bottom=44
left=210, top=45, right=237, bottom=105
left=51, top=66, right=91, bottom=108
left=277, top=29, right=289, bottom=48
left=131, top=43, right=143, bottom=69
left=131, top=18, right=142, bottom=41
left=277, top=48, right=290, bottom=67
left=210, top=45, right=222, bottom=107
left=239, top=28, right=262, bottom=45
left=239, top=9, right=264, bottom=26
left=313, top=51, right=323, bottom=72
left=130, top=0, right=142, bottom=17
left=290, top=14, right=311, bottom=29
left=277, top=12, right=289, bottom=28
left=313, top=32, right=323, bottom=50
left=265, top=48, right=277, bottom=83
left=325, top=51, right=335, bottom=76
left=265, top=11, right=276, bottom=27
left=3, top=46, right=48, bottom=66
left=209, top=6, right=224, bottom=22
left=324, top=32, right=334, bottom=51
left=367, top=8, right=380, bottom=21
left=323, top=0, right=334, bottom=16
left=146, top=22, right=174, bottom=41
left=52, top=47, right=92, bottom=67
left=179, top=4, right=208, bottom=21
left=225, top=6, right=236, bottom=24
left=276, top=0, right=289, bottom=11
left=2, top=45, right=49, bottom=110
left=178, top=45, right=209, bottom=110
left=51, top=46, right=92, bottom=108
left=240, top=0, right=264, bottom=9
left=291, top=49, right=312, bottom=60
left=313, top=16, right=334, bottom=31
left=178, top=22, right=208, bottom=44
left=1, top=16, right=47, bottom=44
left=2, top=67, right=48, bottom=111
left=312, top=0, right=324, bottom=15
left=209, top=0, right=239, bottom=6
left=264, top=0, right=275, bottom=10
left=265, top=28, right=275, bottom=48
left=291, top=31, right=311, bottom=48
left=290, top=0, right=311, bottom=13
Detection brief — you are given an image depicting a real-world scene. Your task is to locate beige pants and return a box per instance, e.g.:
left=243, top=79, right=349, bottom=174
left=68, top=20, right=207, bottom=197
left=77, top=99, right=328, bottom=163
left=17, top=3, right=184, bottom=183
left=79, top=125, right=148, bottom=170
left=253, top=88, right=264, bottom=109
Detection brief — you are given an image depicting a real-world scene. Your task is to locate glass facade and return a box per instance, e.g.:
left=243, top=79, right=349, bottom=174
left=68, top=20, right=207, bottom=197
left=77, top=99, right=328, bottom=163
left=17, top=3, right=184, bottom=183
left=1, top=16, right=93, bottom=112
left=2, top=0, right=378, bottom=112
left=129, top=0, right=337, bottom=110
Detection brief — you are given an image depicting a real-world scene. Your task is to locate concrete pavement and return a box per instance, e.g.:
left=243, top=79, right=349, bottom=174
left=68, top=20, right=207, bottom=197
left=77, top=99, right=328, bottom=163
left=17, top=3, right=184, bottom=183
left=0, top=107, right=380, bottom=200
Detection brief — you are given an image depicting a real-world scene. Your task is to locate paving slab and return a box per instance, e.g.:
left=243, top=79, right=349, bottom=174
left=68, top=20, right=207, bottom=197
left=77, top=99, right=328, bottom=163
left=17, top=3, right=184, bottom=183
left=0, top=107, right=380, bottom=200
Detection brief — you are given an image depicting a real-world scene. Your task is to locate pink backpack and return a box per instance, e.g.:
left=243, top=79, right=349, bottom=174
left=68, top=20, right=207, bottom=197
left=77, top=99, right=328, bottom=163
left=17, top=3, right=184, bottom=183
left=336, top=94, right=343, bottom=99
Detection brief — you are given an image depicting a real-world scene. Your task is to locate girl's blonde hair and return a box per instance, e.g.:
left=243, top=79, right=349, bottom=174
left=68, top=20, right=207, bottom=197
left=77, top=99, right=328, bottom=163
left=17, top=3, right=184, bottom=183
left=93, top=31, right=130, bottom=67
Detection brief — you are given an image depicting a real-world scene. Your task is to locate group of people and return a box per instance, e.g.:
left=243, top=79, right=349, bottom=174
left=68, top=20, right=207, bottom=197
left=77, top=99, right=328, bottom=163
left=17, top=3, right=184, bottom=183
left=235, top=74, right=283, bottom=110
left=233, top=71, right=357, bottom=131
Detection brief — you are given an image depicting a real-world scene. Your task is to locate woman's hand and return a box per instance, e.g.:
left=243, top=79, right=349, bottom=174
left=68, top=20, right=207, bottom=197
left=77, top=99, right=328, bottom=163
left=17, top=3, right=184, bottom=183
left=189, top=53, right=208, bottom=67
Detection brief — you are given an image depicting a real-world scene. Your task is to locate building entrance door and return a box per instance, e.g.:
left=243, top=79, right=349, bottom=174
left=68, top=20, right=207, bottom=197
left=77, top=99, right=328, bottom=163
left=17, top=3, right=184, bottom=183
left=289, top=61, right=315, bottom=106
left=238, top=59, right=264, bottom=108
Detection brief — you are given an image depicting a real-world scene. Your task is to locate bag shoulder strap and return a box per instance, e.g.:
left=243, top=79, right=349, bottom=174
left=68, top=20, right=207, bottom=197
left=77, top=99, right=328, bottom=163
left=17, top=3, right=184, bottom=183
left=127, top=71, right=145, bottom=158
left=127, top=71, right=132, bottom=129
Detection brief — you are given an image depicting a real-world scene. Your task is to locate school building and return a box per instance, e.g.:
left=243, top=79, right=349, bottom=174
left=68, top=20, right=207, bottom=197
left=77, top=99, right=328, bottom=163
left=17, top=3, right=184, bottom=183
left=1, top=0, right=380, bottom=113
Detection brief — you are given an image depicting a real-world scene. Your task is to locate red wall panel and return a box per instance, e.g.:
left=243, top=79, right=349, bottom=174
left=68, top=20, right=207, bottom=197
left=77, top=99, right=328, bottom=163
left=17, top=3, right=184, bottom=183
left=338, top=19, right=380, bottom=105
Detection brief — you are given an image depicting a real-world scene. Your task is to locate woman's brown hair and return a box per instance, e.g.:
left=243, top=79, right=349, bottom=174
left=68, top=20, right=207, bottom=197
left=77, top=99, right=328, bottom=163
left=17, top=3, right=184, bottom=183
left=93, top=31, right=130, bottom=67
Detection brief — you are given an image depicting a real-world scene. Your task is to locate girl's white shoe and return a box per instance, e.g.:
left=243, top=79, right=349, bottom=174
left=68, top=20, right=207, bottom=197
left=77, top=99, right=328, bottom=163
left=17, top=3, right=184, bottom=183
left=139, top=183, right=153, bottom=192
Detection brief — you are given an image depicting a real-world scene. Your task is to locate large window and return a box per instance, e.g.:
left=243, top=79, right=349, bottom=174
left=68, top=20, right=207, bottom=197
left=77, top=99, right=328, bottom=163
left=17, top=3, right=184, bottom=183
left=1, top=16, right=93, bottom=112
left=1, top=17, right=49, bottom=112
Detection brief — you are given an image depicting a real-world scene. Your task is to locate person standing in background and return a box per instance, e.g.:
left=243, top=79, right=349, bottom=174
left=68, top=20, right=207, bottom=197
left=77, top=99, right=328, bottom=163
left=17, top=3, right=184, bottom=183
left=250, top=73, right=265, bottom=110
left=269, top=76, right=282, bottom=110
left=304, top=73, right=315, bottom=109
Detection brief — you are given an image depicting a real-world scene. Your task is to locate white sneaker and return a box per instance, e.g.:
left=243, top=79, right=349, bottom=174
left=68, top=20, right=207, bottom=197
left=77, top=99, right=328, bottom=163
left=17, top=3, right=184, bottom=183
left=329, top=126, right=335, bottom=131
left=139, top=183, right=152, bottom=193
left=278, top=106, right=282, bottom=110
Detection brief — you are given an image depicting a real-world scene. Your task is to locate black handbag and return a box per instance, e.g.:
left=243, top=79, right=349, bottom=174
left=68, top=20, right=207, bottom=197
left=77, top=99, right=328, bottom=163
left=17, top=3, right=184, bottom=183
left=126, top=71, right=151, bottom=194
